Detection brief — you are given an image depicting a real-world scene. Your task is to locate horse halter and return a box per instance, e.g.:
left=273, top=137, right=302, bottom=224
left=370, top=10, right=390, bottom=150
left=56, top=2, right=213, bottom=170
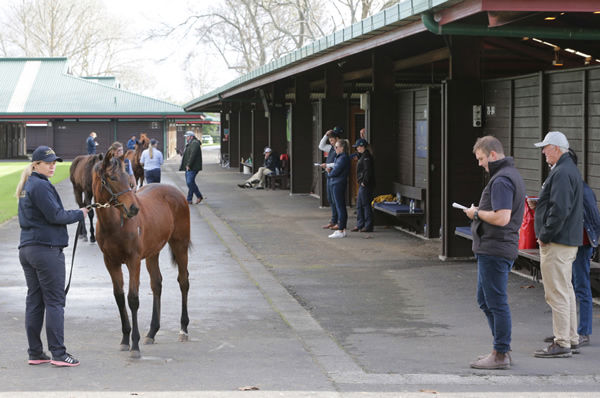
left=100, top=175, right=131, bottom=208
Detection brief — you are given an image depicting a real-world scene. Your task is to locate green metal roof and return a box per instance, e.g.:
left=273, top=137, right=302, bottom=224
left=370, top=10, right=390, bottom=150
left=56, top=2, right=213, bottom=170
left=184, top=0, right=457, bottom=110
left=0, top=57, right=194, bottom=116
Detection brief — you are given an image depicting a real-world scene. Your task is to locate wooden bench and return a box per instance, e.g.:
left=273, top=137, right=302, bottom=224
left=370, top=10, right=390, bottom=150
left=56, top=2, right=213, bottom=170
left=454, top=226, right=600, bottom=275
left=265, top=154, right=290, bottom=190
left=374, top=183, right=426, bottom=234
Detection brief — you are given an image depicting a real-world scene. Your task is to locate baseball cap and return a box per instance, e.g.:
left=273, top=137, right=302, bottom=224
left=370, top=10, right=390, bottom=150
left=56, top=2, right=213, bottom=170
left=534, top=131, right=569, bottom=149
left=352, top=138, right=368, bottom=148
left=184, top=131, right=195, bottom=137
left=332, top=126, right=344, bottom=137
left=264, top=147, right=272, bottom=154
left=32, top=146, right=63, bottom=162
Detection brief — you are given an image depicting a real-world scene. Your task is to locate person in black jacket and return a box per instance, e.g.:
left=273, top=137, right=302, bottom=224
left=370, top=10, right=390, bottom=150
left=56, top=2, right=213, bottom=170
left=532, top=131, right=583, bottom=359
left=351, top=139, right=375, bottom=232
left=16, top=146, right=88, bottom=367
left=238, top=147, right=280, bottom=190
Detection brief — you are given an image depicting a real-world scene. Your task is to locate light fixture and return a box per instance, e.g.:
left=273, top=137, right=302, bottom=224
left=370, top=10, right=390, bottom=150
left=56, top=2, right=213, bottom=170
left=552, top=47, right=563, bottom=67
left=544, top=16, right=556, bottom=21
left=594, top=11, right=600, bottom=14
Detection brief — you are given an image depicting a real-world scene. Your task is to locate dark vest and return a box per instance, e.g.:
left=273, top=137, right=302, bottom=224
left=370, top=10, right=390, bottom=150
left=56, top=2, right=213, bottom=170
left=471, top=156, right=526, bottom=260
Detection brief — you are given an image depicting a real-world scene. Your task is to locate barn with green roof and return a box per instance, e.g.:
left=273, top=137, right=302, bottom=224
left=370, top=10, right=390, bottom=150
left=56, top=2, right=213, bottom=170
left=0, top=57, right=207, bottom=159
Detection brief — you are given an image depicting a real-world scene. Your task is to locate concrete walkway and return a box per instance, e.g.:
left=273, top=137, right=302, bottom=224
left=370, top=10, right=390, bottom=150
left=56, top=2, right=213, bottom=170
left=1, top=146, right=599, bottom=397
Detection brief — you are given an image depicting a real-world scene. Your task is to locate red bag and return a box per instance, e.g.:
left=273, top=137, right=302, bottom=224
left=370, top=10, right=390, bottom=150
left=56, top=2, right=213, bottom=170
left=518, top=197, right=538, bottom=249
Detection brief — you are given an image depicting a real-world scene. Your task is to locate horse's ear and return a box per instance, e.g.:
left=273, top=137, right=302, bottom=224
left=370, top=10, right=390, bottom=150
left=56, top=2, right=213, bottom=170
left=102, top=151, right=112, bottom=169
left=98, top=153, right=104, bottom=161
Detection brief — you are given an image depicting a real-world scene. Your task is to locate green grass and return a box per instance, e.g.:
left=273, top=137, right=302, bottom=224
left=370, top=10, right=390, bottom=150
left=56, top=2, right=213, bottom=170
left=0, top=162, right=72, bottom=224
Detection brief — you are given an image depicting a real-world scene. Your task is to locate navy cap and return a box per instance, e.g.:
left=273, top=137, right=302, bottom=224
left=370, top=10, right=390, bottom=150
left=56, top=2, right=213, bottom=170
left=150, top=138, right=158, bottom=145
left=331, top=126, right=344, bottom=137
left=352, top=138, right=368, bottom=147
left=32, top=146, right=63, bottom=162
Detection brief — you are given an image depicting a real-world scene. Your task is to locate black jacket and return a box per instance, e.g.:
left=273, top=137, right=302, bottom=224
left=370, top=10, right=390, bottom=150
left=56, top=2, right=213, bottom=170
left=18, top=172, right=83, bottom=249
left=534, top=153, right=583, bottom=246
left=179, top=137, right=203, bottom=171
left=356, top=150, right=375, bottom=189
left=264, top=152, right=280, bottom=172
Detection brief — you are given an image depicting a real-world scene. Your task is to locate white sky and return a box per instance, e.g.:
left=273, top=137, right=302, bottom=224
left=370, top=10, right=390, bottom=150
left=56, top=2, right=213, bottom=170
left=102, top=0, right=238, bottom=105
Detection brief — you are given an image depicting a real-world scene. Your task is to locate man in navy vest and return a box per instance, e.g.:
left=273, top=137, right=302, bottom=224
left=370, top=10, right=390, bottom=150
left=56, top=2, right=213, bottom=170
left=464, top=136, right=525, bottom=369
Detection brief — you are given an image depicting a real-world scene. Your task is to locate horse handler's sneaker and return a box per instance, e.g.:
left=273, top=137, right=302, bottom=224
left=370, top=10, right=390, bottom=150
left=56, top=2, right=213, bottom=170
left=28, top=352, right=51, bottom=365
left=51, top=353, right=80, bottom=367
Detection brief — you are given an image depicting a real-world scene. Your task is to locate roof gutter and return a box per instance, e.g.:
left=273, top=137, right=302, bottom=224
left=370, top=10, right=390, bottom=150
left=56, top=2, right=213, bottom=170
left=421, top=13, right=600, bottom=40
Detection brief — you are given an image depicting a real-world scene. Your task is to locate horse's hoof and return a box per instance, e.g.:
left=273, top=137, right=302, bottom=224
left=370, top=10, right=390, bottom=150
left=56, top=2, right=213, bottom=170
left=143, top=336, right=154, bottom=345
left=119, top=344, right=129, bottom=351
left=178, top=332, right=189, bottom=342
left=130, top=350, right=141, bottom=359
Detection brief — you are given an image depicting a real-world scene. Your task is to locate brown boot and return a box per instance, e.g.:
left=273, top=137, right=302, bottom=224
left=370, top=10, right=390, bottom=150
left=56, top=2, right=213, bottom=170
left=322, top=223, right=335, bottom=229
left=477, top=350, right=513, bottom=365
left=470, top=350, right=510, bottom=369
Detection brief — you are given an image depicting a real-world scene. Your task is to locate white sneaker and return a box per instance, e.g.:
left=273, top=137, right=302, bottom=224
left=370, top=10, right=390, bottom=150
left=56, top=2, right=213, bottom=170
left=328, top=230, right=346, bottom=238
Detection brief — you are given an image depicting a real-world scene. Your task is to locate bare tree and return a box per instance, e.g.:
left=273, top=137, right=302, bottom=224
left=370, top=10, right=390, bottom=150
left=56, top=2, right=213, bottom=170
left=0, top=0, right=136, bottom=78
left=154, top=0, right=328, bottom=76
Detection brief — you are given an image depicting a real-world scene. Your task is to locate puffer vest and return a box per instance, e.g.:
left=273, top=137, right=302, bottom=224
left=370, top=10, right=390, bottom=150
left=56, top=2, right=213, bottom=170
left=471, top=156, right=526, bottom=260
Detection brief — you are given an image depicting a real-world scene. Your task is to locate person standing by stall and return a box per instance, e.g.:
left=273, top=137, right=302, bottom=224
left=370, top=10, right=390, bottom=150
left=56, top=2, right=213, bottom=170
left=532, top=131, right=583, bottom=359
left=86, top=132, right=98, bottom=155
left=351, top=138, right=375, bottom=232
left=463, top=136, right=525, bottom=370
left=17, top=146, right=88, bottom=367
left=319, top=126, right=343, bottom=230
left=140, top=139, right=164, bottom=183
left=327, top=139, right=351, bottom=238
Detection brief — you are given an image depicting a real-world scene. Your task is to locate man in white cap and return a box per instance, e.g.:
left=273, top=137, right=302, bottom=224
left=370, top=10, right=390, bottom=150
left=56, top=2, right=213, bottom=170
left=532, top=131, right=584, bottom=358
left=237, top=147, right=280, bottom=189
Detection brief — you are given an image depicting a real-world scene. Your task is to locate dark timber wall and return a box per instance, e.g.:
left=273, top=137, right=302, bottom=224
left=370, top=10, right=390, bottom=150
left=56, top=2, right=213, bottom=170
left=483, top=66, right=600, bottom=207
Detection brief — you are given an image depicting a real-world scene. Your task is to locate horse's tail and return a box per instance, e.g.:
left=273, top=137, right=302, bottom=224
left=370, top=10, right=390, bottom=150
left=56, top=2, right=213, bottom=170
left=169, top=240, right=193, bottom=267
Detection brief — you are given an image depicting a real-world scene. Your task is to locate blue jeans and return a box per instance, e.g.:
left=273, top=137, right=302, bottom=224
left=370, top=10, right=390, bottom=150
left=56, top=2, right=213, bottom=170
left=144, top=168, right=161, bottom=184
left=327, top=180, right=338, bottom=225
left=356, top=185, right=373, bottom=231
left=19, top=245, right=67, bottom=359
left=185, top=170, right=203, bottom=202
left=331, top=182, right=347, bottom=230
left=573, top=245, right=593, bottom=336
left=476, top=254, right=513, bottom=353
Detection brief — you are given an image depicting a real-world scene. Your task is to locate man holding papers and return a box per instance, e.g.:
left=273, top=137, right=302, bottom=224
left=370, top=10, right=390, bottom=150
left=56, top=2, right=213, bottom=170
left=463, top=136, right=525, bottom=370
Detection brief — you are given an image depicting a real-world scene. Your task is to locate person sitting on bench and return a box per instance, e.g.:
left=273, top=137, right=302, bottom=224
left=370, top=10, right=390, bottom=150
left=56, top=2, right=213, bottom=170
left=238, top=147, right=280, bottom=190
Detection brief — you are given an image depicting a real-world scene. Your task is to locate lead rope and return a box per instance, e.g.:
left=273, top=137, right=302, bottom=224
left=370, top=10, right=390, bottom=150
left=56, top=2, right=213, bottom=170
left=65, top=220, right=83, bottom=295
left=64, top=202, right=114, bottom=296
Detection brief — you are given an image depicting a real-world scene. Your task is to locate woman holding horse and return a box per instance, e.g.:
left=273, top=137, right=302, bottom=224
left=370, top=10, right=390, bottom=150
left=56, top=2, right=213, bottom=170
left=17, top=146, right=88, bottom=367
left=139, top=138, right=164, bottom=183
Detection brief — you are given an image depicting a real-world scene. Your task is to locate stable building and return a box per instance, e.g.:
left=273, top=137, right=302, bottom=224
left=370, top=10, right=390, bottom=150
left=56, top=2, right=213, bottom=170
left=0, top=57, right=205, bottom=159
left=184, top=0, right=600, bottom=261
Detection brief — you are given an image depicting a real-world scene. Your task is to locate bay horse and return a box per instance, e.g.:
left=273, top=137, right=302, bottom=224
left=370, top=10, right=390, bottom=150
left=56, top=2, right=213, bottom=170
left=92, top=151, right=191, bottom=358
left=69, top=153, right=103, bottom=242
left=124, top=133, right=149, bottom=188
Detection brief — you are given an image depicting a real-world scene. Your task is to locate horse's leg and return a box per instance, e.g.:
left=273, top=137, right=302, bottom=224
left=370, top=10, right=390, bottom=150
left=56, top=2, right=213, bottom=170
left=143, top=255, right=162, bottom=345
left=105, top=259, right=131, bottom=351
left=75, top=189, right=88, bottom=241
left=126, top=261, right=142, bottom=358
left=87, top=208, right=96, bottom=243
left=170, top=240, right=190, bottom=342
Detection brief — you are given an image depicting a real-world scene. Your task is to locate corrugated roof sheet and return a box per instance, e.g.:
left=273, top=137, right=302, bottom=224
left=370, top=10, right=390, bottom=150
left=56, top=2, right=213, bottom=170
left=184, top=0, right=460, bottom=109
left=0, top=57, right=190, bottom=115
